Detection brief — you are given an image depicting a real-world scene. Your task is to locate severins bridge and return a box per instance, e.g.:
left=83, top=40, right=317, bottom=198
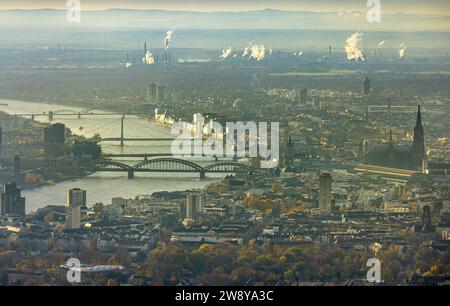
left=93, top=158, right=252, bottom=179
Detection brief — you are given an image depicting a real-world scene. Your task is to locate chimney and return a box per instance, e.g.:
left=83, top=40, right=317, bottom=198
left=0, top=127, right=3, bottom=159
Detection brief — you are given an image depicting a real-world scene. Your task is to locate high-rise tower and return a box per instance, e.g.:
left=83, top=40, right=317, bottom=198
left=13, top=154, right=20, bottom=183
left=0, top=183, right=26, bottom=217
left=0, top=127, right=3, bottom=159
left=363, top=77, right=371, bottom=95
left=66, top=188, right=84, bottom=230
left=319, top=173, right=333, bottom=212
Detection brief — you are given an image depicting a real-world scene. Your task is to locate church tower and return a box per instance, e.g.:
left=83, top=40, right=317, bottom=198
left=413, top=105, right=425, bottom=169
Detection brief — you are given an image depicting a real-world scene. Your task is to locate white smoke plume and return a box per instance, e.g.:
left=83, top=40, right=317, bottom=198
left=220, top=47, right=233, bottom=59
left=143, top=51, right=155, bottom=65
left=377, top=41, right=385, bottom=49
left=242, top=47, right=250, bottom=57
left=164, top=30, right=173, bottom=50
left=398, top=43, right=407, bottom=59
left=249, top=45, right=266, bottom=61
left=345, top=32, right=365, bottom=61
left=240, top=44, right=266, bottom=61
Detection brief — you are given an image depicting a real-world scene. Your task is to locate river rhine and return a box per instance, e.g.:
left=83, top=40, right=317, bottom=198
left=0, top=99, right=223, bottom=213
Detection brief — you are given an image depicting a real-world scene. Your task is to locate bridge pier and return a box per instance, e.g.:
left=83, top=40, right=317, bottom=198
left=200, top=170, right=206, bottom=180
left=127, top=171, right=135, bottom=179
left=120, top=115, right=125, bottom=146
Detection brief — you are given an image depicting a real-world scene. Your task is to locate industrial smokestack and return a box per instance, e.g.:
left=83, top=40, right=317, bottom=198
left=0, top=127, right=3, bottom=159
left=377, top=41, right=385, bottom=57
left=164, top=31, right=173, bottom=50
left=13, top=154, right=20, bottom=183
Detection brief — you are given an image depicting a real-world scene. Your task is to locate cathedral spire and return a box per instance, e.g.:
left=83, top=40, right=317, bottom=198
left=416, top=105, right=422, bottom=127
left=413, top=105, right=425, bottom=169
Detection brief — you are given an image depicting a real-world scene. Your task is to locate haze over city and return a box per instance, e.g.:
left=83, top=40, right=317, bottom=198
left=0, top=0, right=449, bottom=291
left=0, top=0, right=449, bottom=15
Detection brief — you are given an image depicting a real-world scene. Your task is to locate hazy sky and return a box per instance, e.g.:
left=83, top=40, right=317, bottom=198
left=1, top=0, right=450, bottom=15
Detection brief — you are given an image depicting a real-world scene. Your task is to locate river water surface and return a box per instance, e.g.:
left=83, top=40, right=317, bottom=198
left=0, top=99, right=223, bottom=213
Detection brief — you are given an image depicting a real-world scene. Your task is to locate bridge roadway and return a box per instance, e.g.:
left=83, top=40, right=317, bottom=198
left=102, top=153, right=174, bottom=159
left=100, top=137, right=174, bottom=142
left=13, top=109, right=152, bottom=120
left=93, top=157, right=253, bottom=179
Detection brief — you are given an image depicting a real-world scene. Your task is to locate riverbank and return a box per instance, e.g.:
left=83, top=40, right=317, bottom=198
left=0, top=107, right=100, bottom=191
left=0, top=99, right=220, bottom=213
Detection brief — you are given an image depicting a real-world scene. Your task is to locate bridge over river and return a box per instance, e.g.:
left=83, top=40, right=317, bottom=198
left=93, top=158, right=253, bottom=179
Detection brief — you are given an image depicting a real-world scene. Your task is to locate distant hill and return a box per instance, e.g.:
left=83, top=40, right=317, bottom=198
left=0, top=9, right=450, bottom=50
left=0, top=8, right=449, bottom=32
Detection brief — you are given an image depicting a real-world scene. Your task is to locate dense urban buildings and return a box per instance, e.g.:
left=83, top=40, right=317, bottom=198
left=0, top=1, right=449, bottom=289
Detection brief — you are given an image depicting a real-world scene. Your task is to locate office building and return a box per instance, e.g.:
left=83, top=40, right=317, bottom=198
left=185, top=192, right=205, bottom=220
left=157, top=85, right=166, bottom=102
left=363, top=77, right=371, bottom=95
left=0, top=182, right=26, bottom=217
left=67, top=188, right=87, bottom=209
left=148, top=83, right=157, bottom=100
left=319, top=173, right=333, bottom=212
left=299, top=88, right=308, bottom=105
left=13, top=154, right=20, bottom=183
left=72, top=140, right=101, bottom=159
left=44, top=123, right=65, bottom=157
left=66, top=206, right=81, bottom=230
left=65, top=188, right=84, bottom=229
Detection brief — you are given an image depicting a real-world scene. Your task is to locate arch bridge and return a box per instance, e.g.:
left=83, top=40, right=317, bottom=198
left=93, top=158, right=252, bottom=179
